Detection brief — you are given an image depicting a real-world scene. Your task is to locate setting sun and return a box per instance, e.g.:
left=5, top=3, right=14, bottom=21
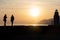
left=29, top=6, right=39, bottom=17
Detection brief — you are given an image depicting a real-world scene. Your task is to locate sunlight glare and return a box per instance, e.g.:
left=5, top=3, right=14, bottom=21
left=29, top=6, right=40, bottom=17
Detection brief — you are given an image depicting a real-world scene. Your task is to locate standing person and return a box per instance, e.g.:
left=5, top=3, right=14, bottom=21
left=11, top=15, right=14, bottom=26
left=3, top=14, right=7, bottom=26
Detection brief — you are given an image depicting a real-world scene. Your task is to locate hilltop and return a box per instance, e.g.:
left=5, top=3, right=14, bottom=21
left=0, top=25, right=60, bottom=40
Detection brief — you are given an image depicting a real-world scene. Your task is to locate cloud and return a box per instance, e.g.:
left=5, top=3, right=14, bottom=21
left=39, top=16, right=60, bottom=25
left=39, top=18, right=53, bottom=25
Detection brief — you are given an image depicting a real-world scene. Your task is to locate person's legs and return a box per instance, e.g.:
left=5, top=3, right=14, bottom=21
left=11, top=21, right=13, bottom=26
left=4, top=22, right=6, bottom=26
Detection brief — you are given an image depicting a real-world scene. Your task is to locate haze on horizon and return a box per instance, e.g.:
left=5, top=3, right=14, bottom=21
left=0, top=0, right=60, bottom=25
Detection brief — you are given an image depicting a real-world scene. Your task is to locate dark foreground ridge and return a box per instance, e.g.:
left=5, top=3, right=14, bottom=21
left=0, top=25, right=60, bottom=40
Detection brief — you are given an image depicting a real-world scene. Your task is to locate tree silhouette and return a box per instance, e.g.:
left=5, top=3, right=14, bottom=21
left=54, top=9, right=59, bottom=25
left=11, top=15, right=14, bottom=26
left=3, top=14, right=7, bottom=26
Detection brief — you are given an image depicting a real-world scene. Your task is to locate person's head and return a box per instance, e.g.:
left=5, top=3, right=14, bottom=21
left=5, top=14, right=7, bottom=16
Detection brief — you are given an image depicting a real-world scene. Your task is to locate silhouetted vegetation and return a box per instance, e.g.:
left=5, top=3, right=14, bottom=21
left=54, top=9, right=59, bottom=25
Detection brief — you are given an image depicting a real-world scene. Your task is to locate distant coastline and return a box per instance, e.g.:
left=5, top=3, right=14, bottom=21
left=0, top=24, right=48, bottom=26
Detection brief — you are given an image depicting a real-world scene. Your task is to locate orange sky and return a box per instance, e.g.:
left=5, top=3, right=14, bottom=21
left=0, top=0, right=60, bottom=25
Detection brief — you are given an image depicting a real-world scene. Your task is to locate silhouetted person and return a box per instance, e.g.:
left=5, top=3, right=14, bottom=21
left=3, top=14, right=7, bottom=26
left=54, top=9, right=59, bottom=25
left=11, top=15, right=14, bottom=26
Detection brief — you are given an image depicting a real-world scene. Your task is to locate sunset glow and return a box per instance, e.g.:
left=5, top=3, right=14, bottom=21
left=0, top=0, right=60, bottom=24
left=29, top=6, right=39, bottom=17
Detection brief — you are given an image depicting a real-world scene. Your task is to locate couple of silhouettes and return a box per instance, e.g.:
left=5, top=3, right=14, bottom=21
left=3, top=14, right=14, bottom=26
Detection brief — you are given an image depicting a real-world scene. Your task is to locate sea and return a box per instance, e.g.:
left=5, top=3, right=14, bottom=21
left=0, top=24, right=48, bottom=26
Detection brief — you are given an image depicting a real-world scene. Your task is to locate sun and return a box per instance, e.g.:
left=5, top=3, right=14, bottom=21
left=29, top=6, right=39, bottom=17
